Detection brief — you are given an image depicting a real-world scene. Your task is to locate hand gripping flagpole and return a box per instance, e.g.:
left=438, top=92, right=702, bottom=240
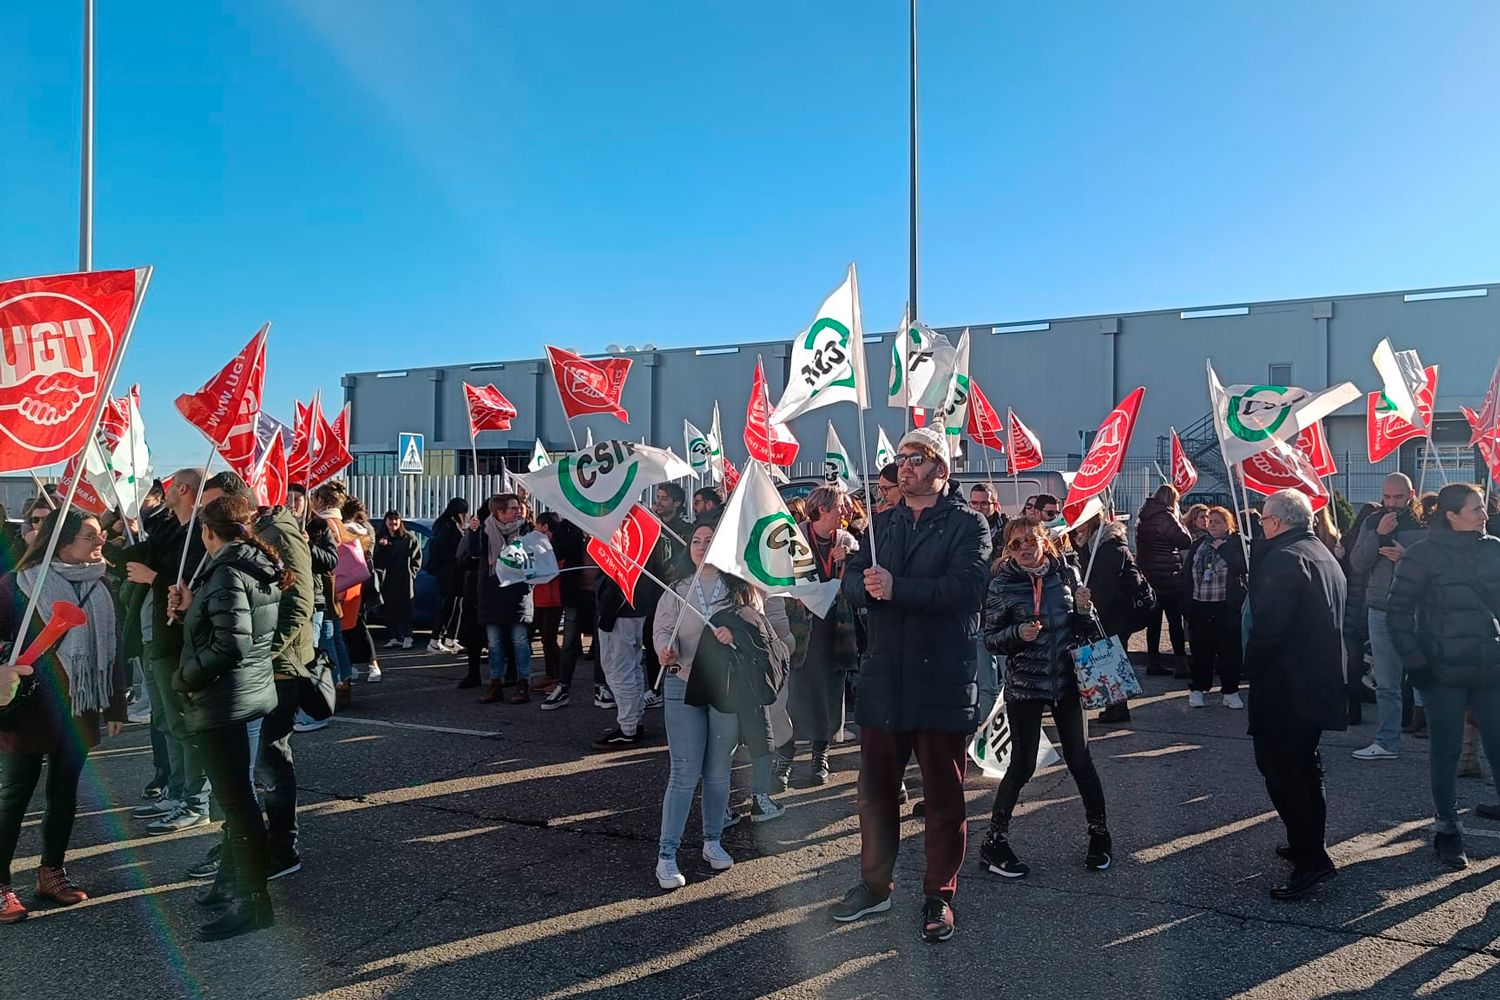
left=7, top=266, right=153, bottom=669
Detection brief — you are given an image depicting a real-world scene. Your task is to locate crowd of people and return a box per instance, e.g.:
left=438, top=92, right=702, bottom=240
left=2, top=440, right=1500, bottom=946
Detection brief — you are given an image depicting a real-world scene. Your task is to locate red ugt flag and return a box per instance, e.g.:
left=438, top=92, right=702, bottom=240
left=463, top=382, right=518, bottom=437
left=1005, top=407, right=1044, bottom=476
left=305, top=402, right=352, bottom=489
left=59, top=387, right=140, bottom=516
left=1063, top=387, right=1146, bottom=523
left=287, top=398, right=319, bottom=486
left=1367, top=365, right=1437, bottom=463
left=965, top=380, right=1006, bottom=451
left=546, top=345, right=631, bottom=422
left=586, top=503, right=662, bottom=607
left=176, top=324, right=268, bottom=450
left=0, top=267, right=150, bottom=473
left=252, top=423, right=289, bottom=508
left=744, top=356, right=799, bottom=465
left=1170, top=428, right=1198, bottom=496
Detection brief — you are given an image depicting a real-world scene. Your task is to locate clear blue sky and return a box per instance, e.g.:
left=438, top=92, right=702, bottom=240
left=5, top=1, right=1499, bottom=469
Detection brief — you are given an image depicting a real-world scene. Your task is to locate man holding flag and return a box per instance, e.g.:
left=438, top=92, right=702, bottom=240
left=829, top=425, right=991, bottom=944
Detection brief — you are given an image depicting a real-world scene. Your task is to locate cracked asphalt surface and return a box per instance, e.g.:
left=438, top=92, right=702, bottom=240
left=8, top=638, right=1500, bottom=1000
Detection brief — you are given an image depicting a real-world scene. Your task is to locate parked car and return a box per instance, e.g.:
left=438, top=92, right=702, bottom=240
left=366, top=518, right=441, bottom=630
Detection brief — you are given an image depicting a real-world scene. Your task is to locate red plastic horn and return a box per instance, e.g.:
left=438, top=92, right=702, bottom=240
left=16, top=602, right=89, bottom=667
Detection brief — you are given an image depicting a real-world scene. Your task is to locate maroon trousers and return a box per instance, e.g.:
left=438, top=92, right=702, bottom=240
left=858, top=725, right=969, bottom=901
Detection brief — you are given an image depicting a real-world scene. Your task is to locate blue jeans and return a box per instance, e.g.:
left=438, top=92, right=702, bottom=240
left=1368, top=609, right=1404, bottom=751
left=658, top=673, right=738, bottom=858
left=1417, top=684, right=1500, bottom=834
left=485, top=623, right=535, bottom=684
left=319, top=610, right=354, bottom=685
left=975, top=638, right=999, bottom=726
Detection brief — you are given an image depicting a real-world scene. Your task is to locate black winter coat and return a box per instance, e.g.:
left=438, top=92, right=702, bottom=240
left=174, top=542, right=282, bottom=733
left=1387, top=529, right=1500, bottom=690
left=467, top=524, right=534, bottom=627
left=1243, top=527, right=1347, bottom=736
left=1135, top=498, right=1192, bottom=588
left=1078, top=521, right=1135, bottom=638
left=843, top=493, right=990, bottom=733
left=984, top=557, right=1094, bottom=702
left=112, top=503, right=205, bottom=664
left=1183, top=533, right=1248, bottom=610
left=427, top=516, right=466, bottom=597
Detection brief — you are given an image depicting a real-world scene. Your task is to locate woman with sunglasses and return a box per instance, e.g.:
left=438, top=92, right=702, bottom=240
left=0, top=509, right=127, bottom=924
left=979, top=520, right=1112, bottom=877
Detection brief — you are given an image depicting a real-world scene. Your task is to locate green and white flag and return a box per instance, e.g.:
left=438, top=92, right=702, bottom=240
left=1372, top=338, right=1428, bottom=431
left=708, top=402, right=726, bottom=484
left=934, top=329, right=972, bottom=458
left=823, top=422, right=853, bottom=491
left=770, top=263, right=870, bottom=424
left=495, top=531, right=561, bottom=587
left=684, top=419, right=714, bottom=479
left=518, top=440, right=691, bottom=539
left=84, top=393, right=153, bottom=520
left=875, top=425, right=897, bottom=470
left=1207, top=362, right=1360, bottom=467
left=528, top=439, right=552, bottom=473
left=888, top=307, right=959, bottom=411
left=705, top=461, right=841, bottom=618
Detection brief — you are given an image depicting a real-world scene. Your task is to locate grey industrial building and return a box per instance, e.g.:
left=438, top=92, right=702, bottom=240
left=343, top=281, right=1500, bottom=505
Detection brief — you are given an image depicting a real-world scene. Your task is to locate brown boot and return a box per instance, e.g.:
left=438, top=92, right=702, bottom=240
left=479, top=680, right=505, bottom=704
left=35, top=866, right=88, bottom=906
left=335, top=682, right=352, bottom=710
left=510, top=679, right=530, bottom=705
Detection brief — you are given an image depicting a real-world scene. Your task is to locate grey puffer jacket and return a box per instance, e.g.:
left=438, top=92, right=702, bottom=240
left=1351, top=507, right=1426, bottom=612
left=1387, top=529, right=1500, bottom=690
left=984, top=556, right=1095, bottom=703
left=174, top=541, right=282, bottom=733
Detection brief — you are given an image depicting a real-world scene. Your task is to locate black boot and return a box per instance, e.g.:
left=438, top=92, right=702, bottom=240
left=809, top=742, right=831, bottom=786
left=1097, top=702, right=1131, bottom=724
left=198, top=892, right=275, bottom=941
left=1435, top=831, right=1469, bottom=870
left=200, top=833, right=273, bottom=940
left=1085, top=824, right=1113, bottom=871
left=195, top=845, right=236, bottom=908
left=774, top=742, right=794, bottom=792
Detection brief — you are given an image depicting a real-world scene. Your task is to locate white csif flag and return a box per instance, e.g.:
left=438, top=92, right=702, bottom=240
left=823, top=422, right=854, bottom=491
left=874, top=426, right=897, bottom=470
left=517, top=440, right=691, bottom=540
left=1207, top=361, right=1361, bottom=467
left=771, top=263, right=870, bottom=424
left=704, top=461, right=841, bottom=618
left=888, top=311, right=958, bottom=411
left=934, top=329, right=971, bottom=458
left=85, top=392, right=154, bottom=520
left=684, top=419, right=713, bottom=479
left=495, top=531, right=561, bottom=587
left=528, top=439, right=552, bottom=472
left=1372, top=338, right=1428, bottom=432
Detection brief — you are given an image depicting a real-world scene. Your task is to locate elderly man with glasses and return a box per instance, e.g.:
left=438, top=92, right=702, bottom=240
left=829, top=426, right=991, bottom=944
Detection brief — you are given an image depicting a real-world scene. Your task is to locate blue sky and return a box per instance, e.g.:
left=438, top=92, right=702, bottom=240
left=4, top=1, right=1499, bottom=468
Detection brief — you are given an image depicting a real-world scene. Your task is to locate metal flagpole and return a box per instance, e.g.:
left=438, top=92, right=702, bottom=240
left=855, top=407, right=881, bottom=569
left=173, top=444, right=217, bottom=590
left=80, top=0, right=94, bottom=272
left=908, top=0, right=919, bottom=333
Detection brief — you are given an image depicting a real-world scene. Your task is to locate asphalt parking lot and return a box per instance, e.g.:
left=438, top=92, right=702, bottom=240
left=7, top=637, right=1500, bottom=1000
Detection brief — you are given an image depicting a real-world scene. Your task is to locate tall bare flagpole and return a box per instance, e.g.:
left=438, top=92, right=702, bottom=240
left=80, top=0, right=94, bottom=272
left=908, top=0, right=919, bottom=329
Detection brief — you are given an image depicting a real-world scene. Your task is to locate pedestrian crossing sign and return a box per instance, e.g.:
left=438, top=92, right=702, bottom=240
left=398, top=432, right=425, bottom=475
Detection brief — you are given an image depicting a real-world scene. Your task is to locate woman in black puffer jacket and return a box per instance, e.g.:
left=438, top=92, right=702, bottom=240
left=1387, top=483, right=1500, bottom=871
left=170, top=495, right=292, bottom=942
left=978, top=520, right=1112, bottom=879
left=1136, top=486, right=1192, bottom=673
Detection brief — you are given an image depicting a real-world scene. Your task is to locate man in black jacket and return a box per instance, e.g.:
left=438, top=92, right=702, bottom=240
left=1245, top=489, right=1348, bottom=900
left=830, top=426, right=990, bottom=943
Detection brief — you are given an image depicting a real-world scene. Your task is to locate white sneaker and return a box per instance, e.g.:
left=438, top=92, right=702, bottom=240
left=293, top=718, right=330, bottom=733
left=401, top=637, right=413, bottom=649
left=751, top=793, right=786, bottom=823
left=427, top=639, right=445, bottom=653
left=366, top=665, right=383, bottom=683
left=643, top=691, right=663, bottom=711
left=1222, top=692, right=1244, bottom=710
left=1188, top=691, right=1206, bottom=708
left=701, top=841, right=734, bottom=871
left=656, top=858, right=686, bottom=890
left=127, top=705, right=152, bottom=724
left=1352, top=742, right=1399, bottom=761
left=444, top=639, right=464, bottom=654
left=384, top=638, right=402, bottom=649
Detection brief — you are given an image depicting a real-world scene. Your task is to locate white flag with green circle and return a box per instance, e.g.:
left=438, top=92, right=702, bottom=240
left=528, top=439, right=552, bottom=473
left=770, top=264, right=869, bottom=424
left=823, top=422, right=853, bottom=491
left=684, top=419, right=713, bottom=479
left=875, top=425, right=896, bottom=470
left=1207, top=362, right=1360, bottom=467
left=934, top=329, right=971, bottom=458
left=518, top=440, right=691, bottom=540
left=704, top=461, right=840, bottom=618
